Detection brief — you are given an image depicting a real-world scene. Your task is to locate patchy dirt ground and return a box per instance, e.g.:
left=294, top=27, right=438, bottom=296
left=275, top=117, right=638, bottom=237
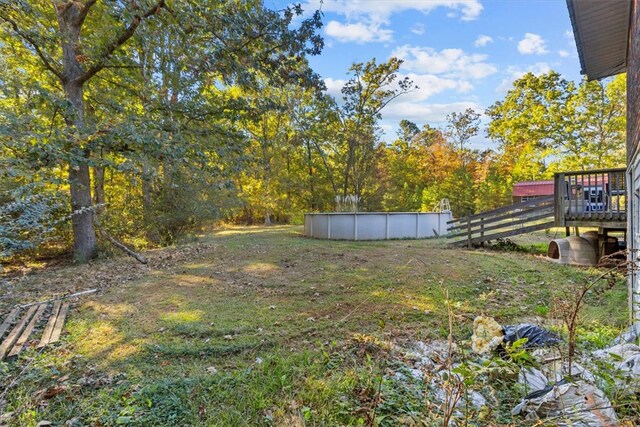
left=0, top=226, right=630, bottom=426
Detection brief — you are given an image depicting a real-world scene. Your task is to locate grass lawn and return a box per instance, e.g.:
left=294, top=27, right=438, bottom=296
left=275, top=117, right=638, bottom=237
left=0, top=226, right=630, bottom=426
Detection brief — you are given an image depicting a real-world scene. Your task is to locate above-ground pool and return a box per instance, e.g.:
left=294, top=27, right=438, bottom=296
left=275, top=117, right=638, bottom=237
left=303, top=212, right=452, bottom=240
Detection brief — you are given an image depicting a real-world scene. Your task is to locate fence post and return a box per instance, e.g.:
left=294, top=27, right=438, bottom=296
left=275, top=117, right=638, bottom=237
left=467, top=214, right=472, bottom=249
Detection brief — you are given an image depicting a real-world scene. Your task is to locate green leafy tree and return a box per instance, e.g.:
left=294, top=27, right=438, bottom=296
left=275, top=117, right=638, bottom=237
left=337, top=58, right=415, bottom=206
left=445, top=108, right=481, bottom=152
left=486, top=71, right=626, bottom=182
left=0, top=1, right=323, bottom=257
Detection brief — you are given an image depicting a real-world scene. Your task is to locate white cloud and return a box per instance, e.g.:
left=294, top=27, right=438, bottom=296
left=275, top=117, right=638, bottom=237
left=304, top=0, right=483, bottom=21
left=495, top=62, right=551, bottom=93
left=379, top=123, right=394, bottom=134
left=305, top=1, right=482, bottom=45
left=562, top=29, right=577, bottom=56
left=325, top=20, right=393, bottom=43
left=517, top=33, right=548, bottom=55
left=392, top=45, right=497, bottom=80
left=325, top=72, right=471, bottom=104
left=399, top=73, right=472, bottom=102
left=475, top=35, right=493, bottom=47
left=411, top=23, right=425, bottom=35
left=382, top=101, right=482, bottom=122
left=324, top=77, right=347, bottom=98
left=558, top=49, right=570, bottom=58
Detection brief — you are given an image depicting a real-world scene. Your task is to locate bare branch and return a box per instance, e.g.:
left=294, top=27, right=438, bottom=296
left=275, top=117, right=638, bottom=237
left=0, top=8, right=65, bottom=82
left=77, top=0, right=165, bottom=84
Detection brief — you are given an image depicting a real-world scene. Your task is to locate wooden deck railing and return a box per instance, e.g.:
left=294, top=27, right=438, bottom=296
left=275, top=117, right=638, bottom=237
left=554, top=168, right=626, bottom=229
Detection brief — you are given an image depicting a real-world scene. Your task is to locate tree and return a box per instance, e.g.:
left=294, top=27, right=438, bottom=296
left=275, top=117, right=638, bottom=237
left=1, top=0, right=166, bottom=261
left=486, top=71, right=626, bottom=181
left=397, top=119, right=420, bottom=144
left=337, top=58, right=415, bottom=205
left=380, top=124, right=447, bottom=211
left=0, top=1, right=324, bottom=258
left=563, top=74, right=626, bottom=170
left=445, top=108, right=481, bottom=152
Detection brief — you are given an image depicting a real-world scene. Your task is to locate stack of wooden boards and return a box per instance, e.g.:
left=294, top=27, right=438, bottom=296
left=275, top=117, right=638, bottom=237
left=0, top=301, right=70, bottom=361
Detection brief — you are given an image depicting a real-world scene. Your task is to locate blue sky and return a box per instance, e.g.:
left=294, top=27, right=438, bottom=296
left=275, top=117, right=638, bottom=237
left=266, top=0, right=582, bottom=149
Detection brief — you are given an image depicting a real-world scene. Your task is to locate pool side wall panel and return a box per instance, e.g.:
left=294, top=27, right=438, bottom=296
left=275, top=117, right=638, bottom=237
left=304, top=212, right=452, bottom=240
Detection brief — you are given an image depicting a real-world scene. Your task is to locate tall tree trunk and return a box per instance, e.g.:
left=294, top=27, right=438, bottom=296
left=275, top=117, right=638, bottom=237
left=56, top=5, right=97, bottom=262
left=65, top=80, right=97, bottom=262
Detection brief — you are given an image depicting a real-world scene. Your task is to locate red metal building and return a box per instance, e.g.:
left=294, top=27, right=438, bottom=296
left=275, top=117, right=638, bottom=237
left=512, top=180, right=554, bottom=204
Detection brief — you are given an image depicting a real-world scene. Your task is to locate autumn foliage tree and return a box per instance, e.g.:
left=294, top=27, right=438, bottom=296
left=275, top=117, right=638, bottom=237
left=0, top=0, right=323, bottom=259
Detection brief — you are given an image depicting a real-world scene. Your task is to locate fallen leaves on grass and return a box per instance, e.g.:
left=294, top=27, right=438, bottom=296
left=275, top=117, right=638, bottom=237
left=33, top=386, right=67, bottom=402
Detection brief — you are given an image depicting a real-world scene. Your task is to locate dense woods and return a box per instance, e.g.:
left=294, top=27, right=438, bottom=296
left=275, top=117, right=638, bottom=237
left=0, top=1, right=627, bottom=263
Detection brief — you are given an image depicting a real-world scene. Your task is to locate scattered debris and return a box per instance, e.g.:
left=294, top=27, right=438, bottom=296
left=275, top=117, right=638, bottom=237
left=468, top=316, right=629, bottom=425
left=206, top=366, right=218, bottom=375
left=407, top=340, right=458, bottom=371
left=512, top=379, right=618, bottom=426
left=503, top=324, right=562, bottom=349
left=612, top=322, right=640, bottom=345
left=471, top=316, right=561, bottom=355
left=403, top=339, right=489, bottom=414
left=19, top=289, right=97, bottom=309
left=471, top=316, right=504, bottom=354
left=518, top=367, right=548, bottom=393
left=592, top=343, right=640, bottom=392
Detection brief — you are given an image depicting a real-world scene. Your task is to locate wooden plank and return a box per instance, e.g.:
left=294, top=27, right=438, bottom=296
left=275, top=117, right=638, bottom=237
left=49, top=302, right=70, bottom=344
left=450, top=221, right=556, bottom=247
left=38, top=300, right=62, bottom=348
left=448, top=206, right=554, bottom=236
left=564, top=220, right=627, bottom=229
left=8, top=304, right=47, bottom=358
left=0, top=308, right=20, bottom=339
left=446, top=195, right=554, bottom=225
left=0, top=305, right=37, bottom=361
left=447, top=210, right=554, bottom=239
left=448, top=202, right=554, bottom=231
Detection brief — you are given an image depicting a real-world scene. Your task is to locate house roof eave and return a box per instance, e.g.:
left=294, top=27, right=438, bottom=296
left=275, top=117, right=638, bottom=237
left=566, top=0, right=631, bottom=81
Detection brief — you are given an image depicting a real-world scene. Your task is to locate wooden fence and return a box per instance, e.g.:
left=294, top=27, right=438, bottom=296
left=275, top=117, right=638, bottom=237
left=447, top=195, right=555, bottom=247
